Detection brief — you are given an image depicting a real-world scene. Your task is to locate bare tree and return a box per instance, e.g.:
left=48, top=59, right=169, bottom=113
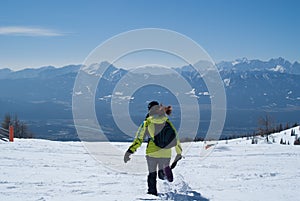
left=258, top=114, right=274, bottom=135
left=1, top=114, right=33, bottom=138
left=1, top=114, right=11, bottom=130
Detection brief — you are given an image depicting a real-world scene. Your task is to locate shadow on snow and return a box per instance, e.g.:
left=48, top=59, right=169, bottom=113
left=160, top=190, right=209, bottom=201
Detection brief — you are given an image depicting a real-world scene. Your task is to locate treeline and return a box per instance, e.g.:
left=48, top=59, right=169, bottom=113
left=1, top=114, right=33, bottom=138
left=252, top=115, right=299, bottom=145
left=190, top=114, right=299, bottom=143
left=257, top=115, right=298, bottom=136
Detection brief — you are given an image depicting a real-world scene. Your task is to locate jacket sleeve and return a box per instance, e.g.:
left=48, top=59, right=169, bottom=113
left=167, top=119, right=182, bottom=155
left=128, top=121, right=147, bottom=153
left=175, top=139, right=183, bottom=155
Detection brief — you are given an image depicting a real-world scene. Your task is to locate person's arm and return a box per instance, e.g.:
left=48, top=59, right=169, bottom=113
left=166, top=119, right=182, bottom=155
left=175, top=140, right=183, bottom=155
left=124, top=121, right=147, bottom=163
left=166, top=119, right=183, bottom=169
left=128, top=121, right=147, bottom=153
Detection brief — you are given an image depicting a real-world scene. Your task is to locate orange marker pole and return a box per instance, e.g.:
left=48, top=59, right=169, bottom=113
left=9, top=125, right=14, bottom=142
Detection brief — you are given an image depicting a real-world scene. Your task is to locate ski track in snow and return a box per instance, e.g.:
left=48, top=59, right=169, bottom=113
left=1, top=127, right=300, bottom=201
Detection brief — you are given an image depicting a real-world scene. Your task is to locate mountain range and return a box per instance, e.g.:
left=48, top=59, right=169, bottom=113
left=0, top=57, right=299, bottom=141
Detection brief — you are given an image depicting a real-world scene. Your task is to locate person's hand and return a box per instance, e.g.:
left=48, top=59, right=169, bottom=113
left=174, top=154, right=182, bottom=162
left=124, top=150, right=132, bottom=163
left=171, top=154, right=182, bottom=169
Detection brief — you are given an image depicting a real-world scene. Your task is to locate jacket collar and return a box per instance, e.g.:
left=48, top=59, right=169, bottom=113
left=147, top=115, right=168, bottom=124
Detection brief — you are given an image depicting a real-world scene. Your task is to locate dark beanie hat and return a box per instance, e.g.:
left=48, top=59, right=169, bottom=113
left=148, top=101, right=159, bottom=111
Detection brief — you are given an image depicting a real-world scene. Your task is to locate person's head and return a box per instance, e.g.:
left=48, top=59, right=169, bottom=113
left=147, top=101, right=159, bottom=111
left=147, top=100, right=173, bottom=117
left=149, top=105, right=165, bottom=117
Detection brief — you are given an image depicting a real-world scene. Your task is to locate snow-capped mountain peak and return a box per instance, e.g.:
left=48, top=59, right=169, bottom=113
left=217, top=57, right=299, bottom=75
left=269, top=65, right=285, bottom=73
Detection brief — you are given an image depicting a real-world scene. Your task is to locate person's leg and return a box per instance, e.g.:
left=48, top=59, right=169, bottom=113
left=157, top=157, right=170, bottom=170
left=157, top=158, right=168, bottom=180
left=158, top=158, right=173, bottom=182
left=146, top=156, right=158, bottom=195
left=164, top=165, right=173, bottom=182
left=158, top=168, right=165, bottom=180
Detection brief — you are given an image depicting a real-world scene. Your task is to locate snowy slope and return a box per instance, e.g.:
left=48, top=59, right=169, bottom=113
left=218, top=126, right=300, bottom=145
left=1, top=130, right=300, bottom=201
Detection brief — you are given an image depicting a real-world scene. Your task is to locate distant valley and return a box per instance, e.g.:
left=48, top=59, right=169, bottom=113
left=0, top=57, right=299, bottom=141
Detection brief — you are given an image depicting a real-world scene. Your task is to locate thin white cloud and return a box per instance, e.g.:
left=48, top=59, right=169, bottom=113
left=0, top=26, right=64, bottom=36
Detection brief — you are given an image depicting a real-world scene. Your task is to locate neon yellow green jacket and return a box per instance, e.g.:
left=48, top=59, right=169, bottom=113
left=128, top=115, right=182, bottom=158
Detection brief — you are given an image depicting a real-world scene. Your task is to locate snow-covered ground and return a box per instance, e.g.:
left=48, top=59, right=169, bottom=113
left=1, top=127, right=300, bottom=201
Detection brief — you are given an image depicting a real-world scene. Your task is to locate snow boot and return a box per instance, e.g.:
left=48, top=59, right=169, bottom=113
left=164, top=166, right=173, bottom=182
left=147, top=172, right=158, bottom=196
left=158, top=169, right=165, bottom=180
left=147, top=191, right=158, bottom=196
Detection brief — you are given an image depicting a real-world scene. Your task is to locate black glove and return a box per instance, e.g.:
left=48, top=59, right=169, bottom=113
left=171, top=154, right=182, bottom=169
left=124, top=150, right=133, bottom=163
left=174, top=154, right=182, bottom=162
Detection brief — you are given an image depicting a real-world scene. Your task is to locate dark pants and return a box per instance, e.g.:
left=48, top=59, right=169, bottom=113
left=146, top=156, right=170, bottom=195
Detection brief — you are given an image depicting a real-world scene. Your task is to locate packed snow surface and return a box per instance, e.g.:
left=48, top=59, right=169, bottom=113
left=1, top=127, right=300, bottom=201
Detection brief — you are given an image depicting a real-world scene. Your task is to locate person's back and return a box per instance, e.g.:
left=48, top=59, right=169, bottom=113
left=145, top=110, right=173, bottom=158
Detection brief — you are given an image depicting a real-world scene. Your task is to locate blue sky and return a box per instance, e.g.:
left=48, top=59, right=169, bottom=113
left=0, top=0, right=299, bottom=70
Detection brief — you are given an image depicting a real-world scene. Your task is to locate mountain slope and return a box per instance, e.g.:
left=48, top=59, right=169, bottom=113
left=0, top=58, right=299, bottom=140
